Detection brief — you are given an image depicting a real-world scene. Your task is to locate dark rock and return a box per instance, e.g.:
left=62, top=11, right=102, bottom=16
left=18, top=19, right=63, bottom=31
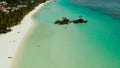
left=54, top=16, right=88, bottom=25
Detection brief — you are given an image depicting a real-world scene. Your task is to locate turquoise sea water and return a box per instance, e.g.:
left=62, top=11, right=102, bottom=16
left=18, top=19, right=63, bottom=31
left=13, top=0, right=120, bottom=68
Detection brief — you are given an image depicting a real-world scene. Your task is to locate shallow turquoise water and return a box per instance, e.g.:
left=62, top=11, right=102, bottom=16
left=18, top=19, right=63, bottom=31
left=13, top=0, right=120, bottom=68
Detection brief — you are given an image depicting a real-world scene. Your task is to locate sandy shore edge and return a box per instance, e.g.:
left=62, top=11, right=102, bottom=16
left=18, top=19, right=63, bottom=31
left=0, top=1, right=50, bottom=68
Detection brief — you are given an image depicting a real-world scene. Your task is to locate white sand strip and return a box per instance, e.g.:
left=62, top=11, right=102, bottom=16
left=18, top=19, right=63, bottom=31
left=0, top=1, right=50, bottom=68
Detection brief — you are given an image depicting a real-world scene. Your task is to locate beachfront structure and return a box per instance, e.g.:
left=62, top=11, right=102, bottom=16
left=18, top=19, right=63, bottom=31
left=17, top=5, right=27, bottom=8
left=0, top=6, right=4, bottom=10
left=0, top=1, right=7, bottom=5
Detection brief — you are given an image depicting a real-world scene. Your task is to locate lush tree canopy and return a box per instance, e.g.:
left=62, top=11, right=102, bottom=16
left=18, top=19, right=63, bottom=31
left=0, top=0, right=47, bottom=34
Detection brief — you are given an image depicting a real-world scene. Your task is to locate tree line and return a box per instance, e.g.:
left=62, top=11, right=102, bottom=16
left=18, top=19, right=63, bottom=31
left=0, top=0, right=47, bottom=34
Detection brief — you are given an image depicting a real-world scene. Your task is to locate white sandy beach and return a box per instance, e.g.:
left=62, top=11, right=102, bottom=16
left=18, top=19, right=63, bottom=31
left=0, top=1, right=50, bottom=68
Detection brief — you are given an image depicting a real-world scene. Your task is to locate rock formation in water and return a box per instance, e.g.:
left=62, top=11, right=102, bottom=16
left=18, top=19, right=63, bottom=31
left=55, top=16, right=88, bottom=25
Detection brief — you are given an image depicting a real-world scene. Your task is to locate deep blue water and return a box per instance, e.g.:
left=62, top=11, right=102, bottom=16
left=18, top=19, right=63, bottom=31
left=68, top=0, right=120, bottom=20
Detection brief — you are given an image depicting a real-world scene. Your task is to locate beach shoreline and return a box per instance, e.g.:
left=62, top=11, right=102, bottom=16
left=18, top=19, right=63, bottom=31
left=0, top=1, right=50, bottom=68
